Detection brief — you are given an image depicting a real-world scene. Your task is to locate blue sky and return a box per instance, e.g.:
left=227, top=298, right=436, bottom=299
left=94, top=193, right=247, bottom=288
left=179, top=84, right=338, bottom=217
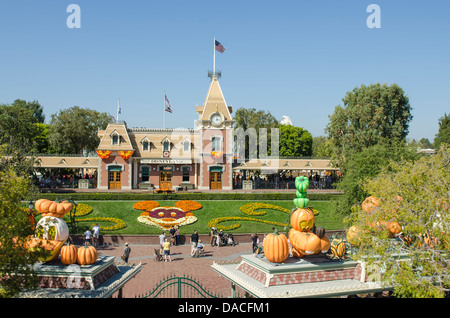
left=0, top=0, right=449, bottom=142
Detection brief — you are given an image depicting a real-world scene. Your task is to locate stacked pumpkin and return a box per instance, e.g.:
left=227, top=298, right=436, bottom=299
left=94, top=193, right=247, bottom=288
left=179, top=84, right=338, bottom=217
left=288, top=176, right=330, bottom=258
left=25, top=199, right=98, bottom=265
left=263, top=176, right=331, bottom=263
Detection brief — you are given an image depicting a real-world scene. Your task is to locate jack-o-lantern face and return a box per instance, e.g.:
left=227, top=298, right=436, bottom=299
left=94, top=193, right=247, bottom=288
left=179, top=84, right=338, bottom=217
left=290, top=208, right=315, bottom=232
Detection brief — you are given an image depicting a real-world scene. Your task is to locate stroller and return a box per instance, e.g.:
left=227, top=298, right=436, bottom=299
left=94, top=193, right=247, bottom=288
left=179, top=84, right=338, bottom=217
left=226, top=233, right=237, bottom=246
left=154, top=248, right=163, bottom=262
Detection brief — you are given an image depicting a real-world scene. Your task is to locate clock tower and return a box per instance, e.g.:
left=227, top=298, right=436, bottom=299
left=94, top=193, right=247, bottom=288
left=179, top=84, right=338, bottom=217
left=195, top=73, right=234, bottom=190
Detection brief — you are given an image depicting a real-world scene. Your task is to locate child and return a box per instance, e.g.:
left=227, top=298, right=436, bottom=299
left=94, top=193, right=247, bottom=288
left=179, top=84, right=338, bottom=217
left=84, top=229, right=92, bottom=246
left=162, top=238, right=172, bottom=262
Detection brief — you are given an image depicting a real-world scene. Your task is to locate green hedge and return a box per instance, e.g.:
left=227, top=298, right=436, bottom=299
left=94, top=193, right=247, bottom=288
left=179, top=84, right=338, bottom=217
left=37, top=192, right=342, bottom=202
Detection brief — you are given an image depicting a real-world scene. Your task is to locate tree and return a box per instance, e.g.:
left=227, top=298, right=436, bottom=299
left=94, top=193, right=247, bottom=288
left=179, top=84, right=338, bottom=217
left=0, top=103, right=40, bottom=154
left=11, top=99, right=45, bottom=123
left=279, top=125, right=312, bottom=157
left=48, top=106, right=113, bottom=154
left=0, top=167, right=41, bottom=297
left=312, top=136, right=333, bottom=158
left=346, top=145, right=450, bottom=297
left=326, top=83, right=413, bottom=170
left=325, top=83, right=414, bottom=215
left=434, top=113, right=450, bottom=149
left=233, top=107, right=279, bottom=159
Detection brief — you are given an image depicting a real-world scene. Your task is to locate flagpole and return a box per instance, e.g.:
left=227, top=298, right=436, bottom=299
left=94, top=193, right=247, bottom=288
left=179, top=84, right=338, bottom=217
left=116, top=98, right=120, bottom=122
left=213, top=37, right=216, bottom=74
left=163, top=91, right=166, bottom=129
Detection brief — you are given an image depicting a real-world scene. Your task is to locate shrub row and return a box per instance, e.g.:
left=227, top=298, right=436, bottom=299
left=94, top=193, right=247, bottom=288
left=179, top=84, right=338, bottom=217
left=37, top=191, right=342, bottom=202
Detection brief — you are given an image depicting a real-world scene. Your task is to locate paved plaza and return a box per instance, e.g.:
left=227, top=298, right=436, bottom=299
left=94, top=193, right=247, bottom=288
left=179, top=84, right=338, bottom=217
left=97, top=239, right=254, bottom=298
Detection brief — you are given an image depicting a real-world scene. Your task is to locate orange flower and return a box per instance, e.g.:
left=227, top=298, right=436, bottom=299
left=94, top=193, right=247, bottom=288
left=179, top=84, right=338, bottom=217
left=175, top=200, right=202, bottom=212
left=133, top=201, right=160, bottom=211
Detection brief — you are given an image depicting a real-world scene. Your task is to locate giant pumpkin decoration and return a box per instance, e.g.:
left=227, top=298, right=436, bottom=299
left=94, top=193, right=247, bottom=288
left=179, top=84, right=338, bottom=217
left=35, top=199, right=73, bottom=218
left=290, top=208, right=315, bottom=232
left=25, top=238, right=65, bottom=262
left=288, top=229, right=321, bottom=255
left=77, top=245, right=98, bottom=265
left=263, top=227, right=289, bottom=263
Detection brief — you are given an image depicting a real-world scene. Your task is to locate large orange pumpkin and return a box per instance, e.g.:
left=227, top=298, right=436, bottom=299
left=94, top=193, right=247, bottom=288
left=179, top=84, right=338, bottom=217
left=35, top=199, right=73, bottom=218
left=61, top=243, right=78, bottom=265
left=263, top=227, right=289, bottom=263
left=361, top=196, right=381, bottom=213
left=288, top=228, right=321, bottom=255
left=290, top=208, right=315, bottom=232
left=77, top=245, right=98, bottom=265
left=317, top=235, right=330, bottom=254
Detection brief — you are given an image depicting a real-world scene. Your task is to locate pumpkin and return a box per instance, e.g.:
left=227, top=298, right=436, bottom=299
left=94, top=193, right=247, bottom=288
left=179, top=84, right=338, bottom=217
left=288, top=228, right=321, bottom=255
left=361, top=196, right=381, bottom=213
left=317, top=235, right=330, bottom=254
left=35, top=199, right=73, bottom=218
left=263, top=227, right=289, bottom=263
left=387, top=221, right=402, bottom=237
left=315, top=226, right=326, bottom=239
left=330, top=238, right=346, bottom=258
left=35, top=216, right=69, bottom=242
left=295, top=176, right=310, bottom=192
left=77, top=245, right=98, bottom=265
left=290, top=208, right=315, bottom=232
left=25, top=237, right=65, bottom=262
left=292, top=248, right=305, bottom=258
left=346, top=225, right=361, bottom=246
left=60, top=243, right=78, bottom=265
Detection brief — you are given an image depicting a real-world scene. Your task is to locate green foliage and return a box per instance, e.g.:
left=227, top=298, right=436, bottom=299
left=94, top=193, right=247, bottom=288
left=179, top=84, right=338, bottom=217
left=434, top=113, right=450, bottom=149
left=0, top=168, right=40, bottom=298
left=312, top=136, right=333, bottom=158
left=326, top=83, right=413, bottom=167
left=346, top=145, right=450, bottom=298
left=37, top=191, right=341, bottom=202
left=48, top=106, right=113, bottom=154
left=279, top=125, right=312, bottom=157
left=334, top=142, right=418, bottom=216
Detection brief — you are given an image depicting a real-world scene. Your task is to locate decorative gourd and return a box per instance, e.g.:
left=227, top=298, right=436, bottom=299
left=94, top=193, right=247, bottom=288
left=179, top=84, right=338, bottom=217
left=290, top=208, right=315, bottom=232
left=387, top=221, right=402, bottom=237
left=288, top=228, right=321, bottom=255
left=346, top=225, right=361, bottom=246
left=35, top=199, right=73, bottom=218
left=293, top=176, right=310, bottom=208
left=361, top=196, right=381, bottom=213
left=60, top=243, right=78, bottom=265
left=330, top=238, right=346, bottom=258
left=315, top=226, right=326, bottom=239
left=263, top=227, right=289, bottom=263
left=77, top=245, right=98, bottom=265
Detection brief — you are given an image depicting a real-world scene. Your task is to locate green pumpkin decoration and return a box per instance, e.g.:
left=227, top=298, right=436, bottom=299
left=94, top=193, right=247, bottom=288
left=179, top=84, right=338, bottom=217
left=293, top=176, right=310, bottom=208
left=295, top=176, right=309, bottom=192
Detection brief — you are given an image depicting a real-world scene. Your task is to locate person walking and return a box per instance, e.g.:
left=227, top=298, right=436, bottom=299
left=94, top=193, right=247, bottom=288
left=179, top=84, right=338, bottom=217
left=159, top=231, right=166, bottom=253
left=84, top=229, right=92, bottom=246
left=122, top=243, right=131, bottom=264
left=92, top=223, right=100, bottom=246
left=162, top=238, right=172, bottom=262
left=190, top=230, right=199, bottom=256
left=251, top=233, right=259, bottom=253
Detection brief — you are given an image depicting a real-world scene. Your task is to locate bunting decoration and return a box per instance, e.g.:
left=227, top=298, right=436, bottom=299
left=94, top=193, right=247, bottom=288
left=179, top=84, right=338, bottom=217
left=96, top=150, right=112, bottom=159
left=118, top=150, right=134, bottom=160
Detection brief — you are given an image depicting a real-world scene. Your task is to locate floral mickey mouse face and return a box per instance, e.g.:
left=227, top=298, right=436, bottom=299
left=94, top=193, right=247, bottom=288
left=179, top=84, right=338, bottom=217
left=135, top=200, right=202, bottom=230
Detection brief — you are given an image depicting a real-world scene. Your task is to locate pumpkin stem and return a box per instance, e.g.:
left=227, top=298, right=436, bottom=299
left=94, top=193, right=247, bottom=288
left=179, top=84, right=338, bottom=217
left=272, top=227, right=280, bottom=236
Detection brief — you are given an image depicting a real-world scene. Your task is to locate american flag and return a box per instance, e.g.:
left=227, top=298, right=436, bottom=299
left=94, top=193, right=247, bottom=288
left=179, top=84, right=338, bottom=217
left=165, top=94, right=172, bottom=113
left=215, top=40, right=225, bottom=53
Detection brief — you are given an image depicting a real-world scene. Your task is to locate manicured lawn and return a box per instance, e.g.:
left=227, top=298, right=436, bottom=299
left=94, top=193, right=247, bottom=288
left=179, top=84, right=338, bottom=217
left=68, top=200, right=344, bottom=235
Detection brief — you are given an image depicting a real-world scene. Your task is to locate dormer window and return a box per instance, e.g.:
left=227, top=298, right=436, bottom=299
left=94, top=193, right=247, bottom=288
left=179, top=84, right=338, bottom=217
left=110, top=129, right=120, bottom=146
left=140, top=137, right=151, bottom=152
left=184, top=141, right=190, bottom=152
left=163, top=141, right=170, bottom=151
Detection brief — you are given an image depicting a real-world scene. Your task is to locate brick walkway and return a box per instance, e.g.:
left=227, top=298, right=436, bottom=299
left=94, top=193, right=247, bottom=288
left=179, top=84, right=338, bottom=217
left=97, top=240, right=253, bottom=298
